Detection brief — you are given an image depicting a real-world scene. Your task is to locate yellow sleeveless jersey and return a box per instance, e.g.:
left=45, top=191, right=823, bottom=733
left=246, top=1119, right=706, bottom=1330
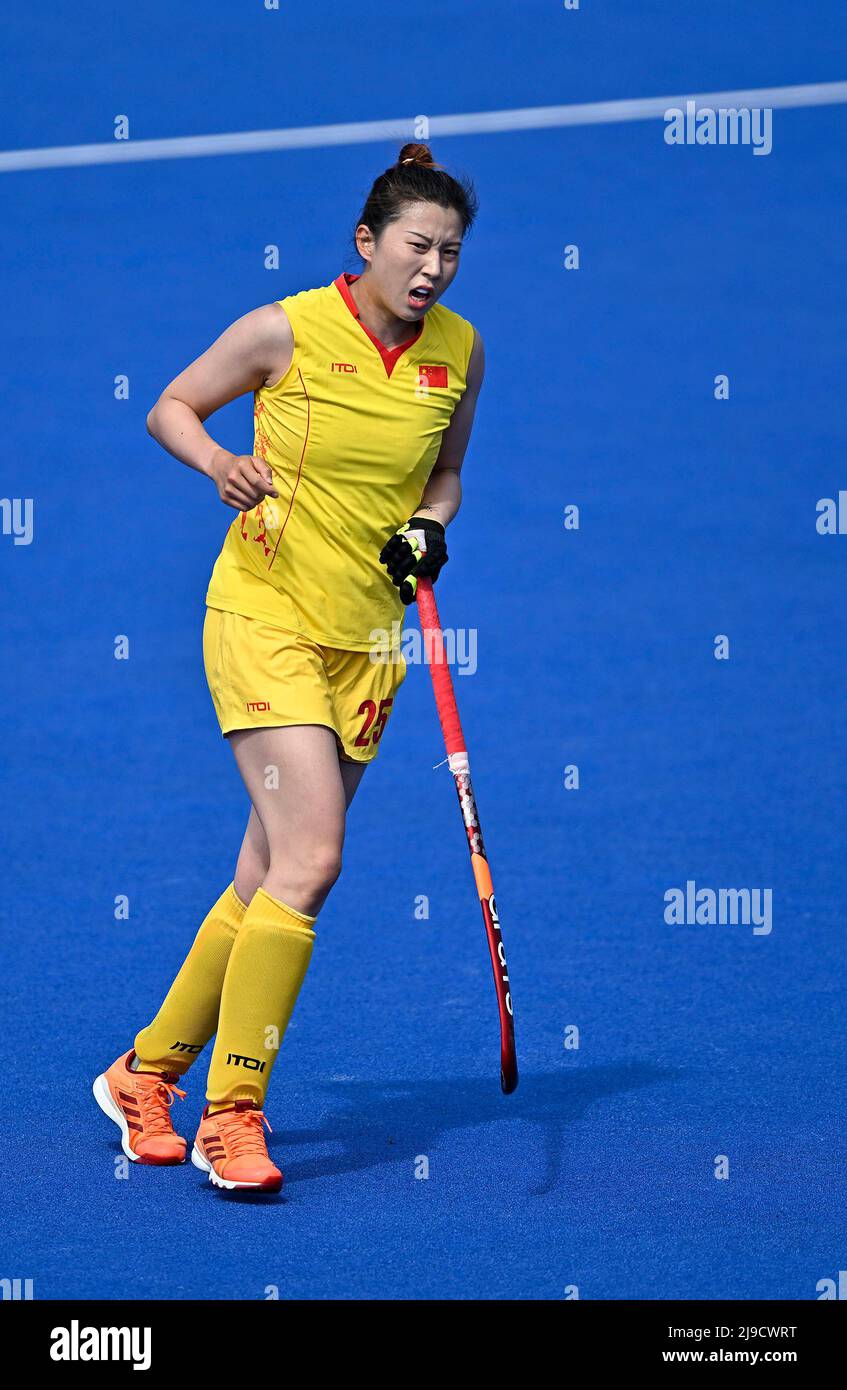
left=205, top=273, right=476, bottom=651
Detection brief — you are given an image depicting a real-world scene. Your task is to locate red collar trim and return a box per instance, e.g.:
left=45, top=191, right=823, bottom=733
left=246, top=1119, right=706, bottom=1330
left=333, top=272, right=424, bottom=378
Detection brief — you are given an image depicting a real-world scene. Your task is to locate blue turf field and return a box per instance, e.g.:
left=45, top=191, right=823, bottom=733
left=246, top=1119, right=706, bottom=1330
left=2, top=1, right=846, bottom=1300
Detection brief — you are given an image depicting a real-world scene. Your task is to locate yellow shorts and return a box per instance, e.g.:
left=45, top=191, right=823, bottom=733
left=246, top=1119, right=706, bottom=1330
left=203, top=607, right=407, bottom=764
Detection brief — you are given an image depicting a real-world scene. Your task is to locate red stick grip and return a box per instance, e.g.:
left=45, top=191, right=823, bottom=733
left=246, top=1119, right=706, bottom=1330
left=415, top=577, right=466, bottom=756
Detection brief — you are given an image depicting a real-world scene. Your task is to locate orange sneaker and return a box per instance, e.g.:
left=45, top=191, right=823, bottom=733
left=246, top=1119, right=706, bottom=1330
left=93, top=1050, right=187, bottom=1165
left=191, top=1100, right=283, bottom=1192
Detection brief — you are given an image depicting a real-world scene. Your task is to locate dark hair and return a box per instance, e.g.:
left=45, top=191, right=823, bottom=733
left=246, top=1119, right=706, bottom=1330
left=353, top=143, right=478, bottom=252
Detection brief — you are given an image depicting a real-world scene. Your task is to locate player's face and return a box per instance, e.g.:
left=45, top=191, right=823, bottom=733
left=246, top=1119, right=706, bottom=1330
left=363, top=202, right=464, bottom=322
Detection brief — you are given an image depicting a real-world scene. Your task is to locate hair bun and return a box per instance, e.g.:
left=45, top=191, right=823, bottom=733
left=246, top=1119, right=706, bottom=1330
left=397, top=142, right=442, bottom=170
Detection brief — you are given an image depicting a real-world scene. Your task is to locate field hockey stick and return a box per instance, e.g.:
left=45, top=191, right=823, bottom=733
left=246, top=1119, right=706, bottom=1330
left=414, top=575, right=518, bottom=1094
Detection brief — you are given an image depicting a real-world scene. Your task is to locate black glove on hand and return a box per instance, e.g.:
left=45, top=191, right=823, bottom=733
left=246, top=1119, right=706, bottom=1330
left=379, top=516, right=448, bottom=605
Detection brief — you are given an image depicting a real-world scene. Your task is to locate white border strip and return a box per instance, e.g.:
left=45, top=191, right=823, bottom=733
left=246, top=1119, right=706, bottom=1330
left=2, top=81, right=846, bottom=174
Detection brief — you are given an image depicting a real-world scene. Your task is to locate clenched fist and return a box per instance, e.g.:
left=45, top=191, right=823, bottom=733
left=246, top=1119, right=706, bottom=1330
left=210, top=448, right=278, bottom=512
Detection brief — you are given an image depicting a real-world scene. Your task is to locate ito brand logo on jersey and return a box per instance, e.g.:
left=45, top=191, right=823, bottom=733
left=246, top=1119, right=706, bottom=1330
left=246, top=700, right=271, bottom=713
left=418, top=364, right=448, bottom=389
left=331, top=361, right=358, bottom=373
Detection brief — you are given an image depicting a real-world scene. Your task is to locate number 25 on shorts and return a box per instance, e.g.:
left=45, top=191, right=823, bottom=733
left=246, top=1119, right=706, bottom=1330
left=354, top=697, right=394, bottom=749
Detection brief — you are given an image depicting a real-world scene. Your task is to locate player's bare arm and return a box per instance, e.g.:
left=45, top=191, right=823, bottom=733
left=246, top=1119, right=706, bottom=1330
left=146, top=302, right=294, bottom=511
left=379, top=329, right=485, bottom=603
left=415, top=328, right=485, bottom=528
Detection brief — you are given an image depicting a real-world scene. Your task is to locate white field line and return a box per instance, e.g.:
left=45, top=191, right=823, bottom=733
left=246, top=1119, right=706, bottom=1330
left=1, top=81, right=846, bottom=173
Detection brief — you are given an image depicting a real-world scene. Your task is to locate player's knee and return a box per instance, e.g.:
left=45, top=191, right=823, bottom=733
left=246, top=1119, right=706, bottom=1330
left=268, top=842, right=342, bottom=897
left=302, top=844, right=343, bottom=893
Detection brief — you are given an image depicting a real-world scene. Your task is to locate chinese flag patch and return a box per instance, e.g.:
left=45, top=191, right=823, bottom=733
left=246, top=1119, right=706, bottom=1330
left=418, top=363, right=449, bottom=388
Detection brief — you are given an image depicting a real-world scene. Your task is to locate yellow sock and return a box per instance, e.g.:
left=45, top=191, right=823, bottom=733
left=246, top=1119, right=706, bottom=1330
left=133, top=883, right=247, bottom=1075
left=206, top=887, right=316, bottom=1111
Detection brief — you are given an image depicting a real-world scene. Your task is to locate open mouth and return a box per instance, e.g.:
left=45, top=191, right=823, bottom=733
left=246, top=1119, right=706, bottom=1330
left=408, top=285, right=434, bottom=308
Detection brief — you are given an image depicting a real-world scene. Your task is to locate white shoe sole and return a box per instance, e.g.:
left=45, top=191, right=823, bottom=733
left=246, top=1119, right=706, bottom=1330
left=191, top=1143, right=280, bottom=1192
left=92, top=1072, right=141, bottom=1162
left=92, top=1072, right=185, bottom=1164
